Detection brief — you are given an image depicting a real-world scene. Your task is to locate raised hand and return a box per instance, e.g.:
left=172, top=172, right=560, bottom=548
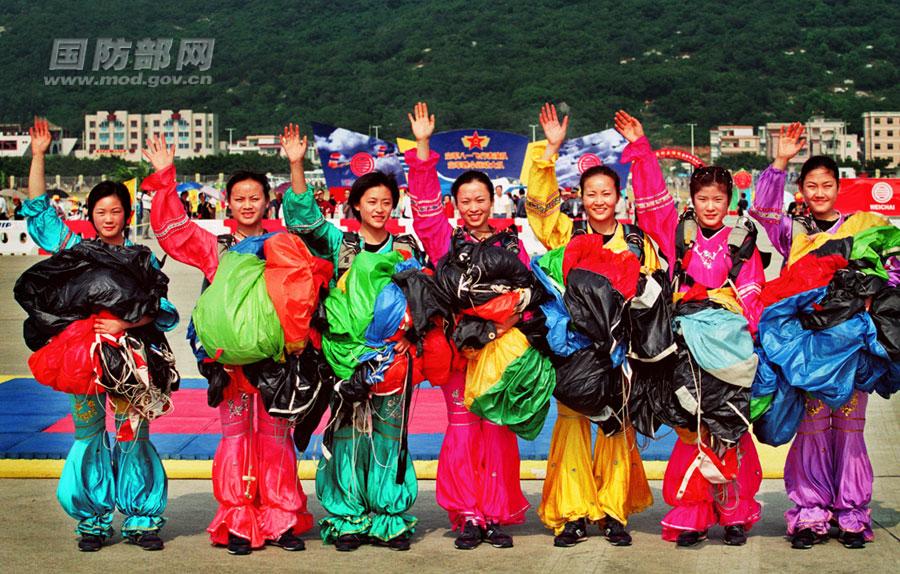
left=408, top=101, right=435, bottom=142
left=614, top=110, right=644, bottom=143
left=280, top=123, right=307, bottom=164
left=540, top=103, right=569, bottom=148
left=776, top=122, right=806, bottom=160
left=29, top=117, right=52, bottom=156
left=142, top=135, right=175, bottom=172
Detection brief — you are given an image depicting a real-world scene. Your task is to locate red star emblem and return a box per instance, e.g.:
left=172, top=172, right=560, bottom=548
left=462, top=131, right=490, bottom=150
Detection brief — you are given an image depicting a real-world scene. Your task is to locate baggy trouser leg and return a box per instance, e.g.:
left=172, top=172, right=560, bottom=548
left=57, top=394, right=115, bottom=538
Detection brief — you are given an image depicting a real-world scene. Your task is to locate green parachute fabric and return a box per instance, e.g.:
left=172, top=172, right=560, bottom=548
left=538, top=246, right=566, bottom=287
left=465, top=328, right=556, bottom=440
left=849, top=226, right=900, bottom=280
left=322, top=250, right=405, bottom=379
left=193, top=250, right=284, bottom=365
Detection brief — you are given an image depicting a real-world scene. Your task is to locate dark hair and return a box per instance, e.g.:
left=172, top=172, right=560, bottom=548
left=226, top=171, right=271, bottom=201
left=579, top=165, right=620, bottom=194
left=348, top=171, right=399, bottom=219
left=799, top=155, right=839, bottom=187
left=87, top=181, right=131, bottom=232
left=690, top=166, right=733, bottom=200
left=450, top=171, right=494, bottom=201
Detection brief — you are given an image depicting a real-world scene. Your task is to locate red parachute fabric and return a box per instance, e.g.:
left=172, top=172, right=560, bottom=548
left=561, top=234, right=642, bottom=299
left=371, top=351, right=425, bottom=396
left=760, top=253, right=848, bottom=307
left=460, top=291, right=521, bottom=323
left=421, top=319, right=456, bottom=387
left=263, top=233, right=334, bottom=354
left=27, top=312, right=122, bottom=395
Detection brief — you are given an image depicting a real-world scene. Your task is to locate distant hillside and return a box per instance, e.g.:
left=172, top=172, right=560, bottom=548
left=0, top=0, right=897, bottom=144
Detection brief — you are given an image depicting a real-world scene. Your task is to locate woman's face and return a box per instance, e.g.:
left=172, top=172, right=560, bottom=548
left=582, top=174, right=618, bottom=225
left=692, top=184, right=729, bottom=229
left=456, top=181, right=492, bottom=230
left=355, top=185, right=393, bottom=230
left=801, top=167, right=839, bottom=218
left=228, top=179, right=267, bottom=227
left=92, top=195, right=127, bottom=241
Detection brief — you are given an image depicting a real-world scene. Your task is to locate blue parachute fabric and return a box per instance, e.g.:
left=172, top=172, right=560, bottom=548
left=365, top=282, right=408, bottom=347
left=227, top=232, right=279, bottom=258
left=674, top=308, right=756, bottom=386
left=753, top=375, right=805, bottom=447
left=757, top=286, right=887, bottom=408
left=530, top=254, right=591, bottom=357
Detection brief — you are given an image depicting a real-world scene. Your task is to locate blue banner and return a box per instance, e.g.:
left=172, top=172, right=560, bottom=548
left=312, top=122, right=407, bottom=191
left=555, top=129, right=631, bottom=192
left=429, top=129, right=529, bottom=189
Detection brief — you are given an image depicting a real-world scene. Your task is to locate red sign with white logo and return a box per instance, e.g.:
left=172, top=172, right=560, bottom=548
left=834, top=178, right=900, bottom=216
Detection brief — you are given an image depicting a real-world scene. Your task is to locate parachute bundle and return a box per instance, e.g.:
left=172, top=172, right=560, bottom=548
left=15, top=240, right=169, bottom=351
left=191, top=231, right=336, bottom=432
left=753, top=225, right=900, bottom=446
left=16, top=241, right=179, bottom=436
left=433, top=229, right=555, bottom=439
left=534, top=234, right=674, bottom=437
left=193, top=232, right=333, bottom=365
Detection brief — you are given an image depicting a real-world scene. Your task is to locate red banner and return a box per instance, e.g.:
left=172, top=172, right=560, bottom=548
left=834, top=178, right=900, bottom=217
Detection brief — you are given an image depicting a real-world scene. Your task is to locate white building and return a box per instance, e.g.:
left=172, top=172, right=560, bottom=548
left=764, top=117, right=858, bottom=165
left=709, top=125, right=761, bottom=160
left=862, top=111, right=900, bottom=168
left=80, top=109, right=219, bottom=161
left=0, top=121, right=78, bottom=157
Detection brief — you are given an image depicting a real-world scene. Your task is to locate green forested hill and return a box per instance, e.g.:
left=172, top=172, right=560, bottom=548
left=0, top=0, right=897, bottom=144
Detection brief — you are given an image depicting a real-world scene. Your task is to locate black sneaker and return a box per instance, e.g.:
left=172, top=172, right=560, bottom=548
left=334, top=533, right=366, bottom=552
left=269, top=530, right=305, bottom=551
left=676, top=530, right=707, bottom=547
left=227, top=534, right=252, bottom=555
left=603, top=517, right=632, bottom=546
left=375, top=534, right=411, bottom=551
left=78, top=534, right=104, bottom=552
left=126, top=531, right=164, bottom=551
left=790, top=528, right=825, bottom=550
left=553, top=519, right=588, bottom=547
left=483, top=523, right=513, bottom=549
left=454, top=521, right=482, bottom=550
left=723, top=525, right=747, bottom=546
left=838, top=530, right=866, bottom=549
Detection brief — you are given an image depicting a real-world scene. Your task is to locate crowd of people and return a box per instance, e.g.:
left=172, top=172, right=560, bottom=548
left=14, top=104, right=897, bottom=557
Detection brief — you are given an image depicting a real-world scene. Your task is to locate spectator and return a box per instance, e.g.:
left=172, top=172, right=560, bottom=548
left=315, top=189, right=335, bottom=218
left=50, top=194, right=66, bottom=219
left=268, top=191, right=284, bottom=219
left=560, top=190, right=583, bottom=220
left=0, top=194, right=8, bottom=220
left=442, top=194, right=456, bottom=218
left=12, top=196, right=24, bottom=220
left=140, top=190, right=153, bottom=238
left=515, top=191, right=527, bottom=218
left=737, top=192, right=748, bottom=217
left=179, top=191, right=193, bottom=217
left=196, top=192, right=216, bottom=219
left=492, top=185, right=513, bottom=218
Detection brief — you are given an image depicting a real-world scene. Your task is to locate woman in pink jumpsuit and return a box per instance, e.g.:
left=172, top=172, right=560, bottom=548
left=617, top=111, right=765, bottom=547
left=141, top=136, right=312, bottom=556
left=405, top=102, right=530, bottom=550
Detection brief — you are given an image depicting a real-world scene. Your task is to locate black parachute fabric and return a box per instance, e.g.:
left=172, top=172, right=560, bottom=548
left=670, top=337, right=751, bottom=444
left=870, top=287, right=900, bottom=361
left=434, top=228, right=548, bottom=350
left=628, top=353, right=680, bottom=437
left=15, top=240, right=168, bottom=350
left=627, top=269, right=675, bottom=361
left=799, top=266, right=884, bottom=330
left=564, top=269, right=628, bottom=348
left=199, top=360, right=231, bottom=408
left=390, top=267, right=449, bottom=343
left=242, top=345, right=336, bottom=451
left=553, top=345, right=619, bottom=419
left=97, top=323, right=180, bottom=397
